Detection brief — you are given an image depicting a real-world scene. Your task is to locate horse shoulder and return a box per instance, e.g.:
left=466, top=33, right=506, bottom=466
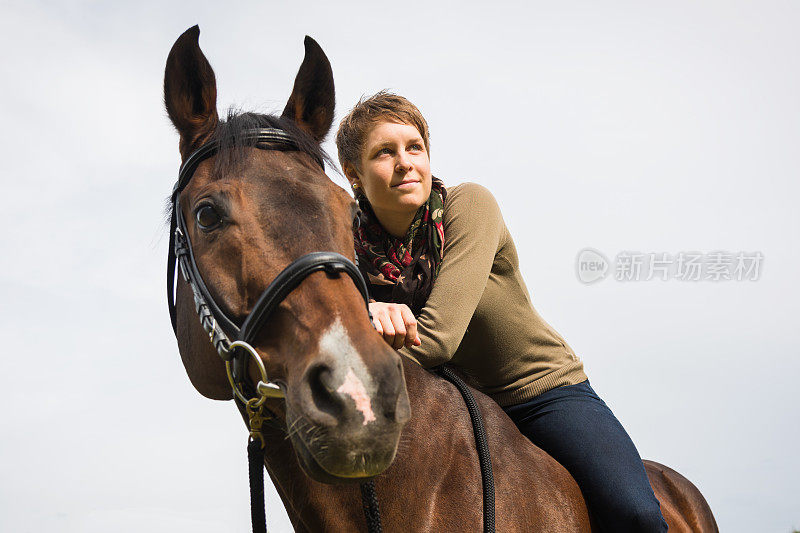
left=395, top=359, right=591, bottom=531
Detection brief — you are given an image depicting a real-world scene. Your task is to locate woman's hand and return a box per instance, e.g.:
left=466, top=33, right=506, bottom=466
left=369, top=301, right=421, bottom=350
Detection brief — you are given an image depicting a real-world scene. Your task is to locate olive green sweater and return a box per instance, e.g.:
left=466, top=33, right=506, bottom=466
left=395, top=183, right=587, bottom=407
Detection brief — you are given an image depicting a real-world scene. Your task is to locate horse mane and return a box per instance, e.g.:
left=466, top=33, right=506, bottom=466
left=164, top=108, right=335, bottom=221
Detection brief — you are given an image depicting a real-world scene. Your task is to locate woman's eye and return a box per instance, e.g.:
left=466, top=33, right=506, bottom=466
left=195, top=205, right=222, bottom=230
left=409, top=143, right=423, bottom=151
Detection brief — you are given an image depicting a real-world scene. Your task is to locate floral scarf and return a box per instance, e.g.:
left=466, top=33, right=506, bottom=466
left=354, top=177, right=446, bottom=316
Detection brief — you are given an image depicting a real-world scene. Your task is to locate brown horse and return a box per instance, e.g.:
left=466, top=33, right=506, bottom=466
left=164, top=26, right=718, bottom=532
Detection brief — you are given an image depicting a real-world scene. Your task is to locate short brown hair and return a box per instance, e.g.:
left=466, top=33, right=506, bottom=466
left=336, top=91, right=430, bottom=174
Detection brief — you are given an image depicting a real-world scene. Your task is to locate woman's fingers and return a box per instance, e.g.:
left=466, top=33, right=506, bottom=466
left=368, top=302, right=420, bottom=350
left=371, top=313, right=383, bottom=335
left=388, top=306, right=407, bottom=350
left=399, top=305, right=420, bottom=347
left=376, top=312, right=396, bottom=346
left=369, top=301, right=387, bottom=335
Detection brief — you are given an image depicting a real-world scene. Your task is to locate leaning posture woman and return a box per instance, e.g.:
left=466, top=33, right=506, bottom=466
left=336, top=92, right=668, bottom=532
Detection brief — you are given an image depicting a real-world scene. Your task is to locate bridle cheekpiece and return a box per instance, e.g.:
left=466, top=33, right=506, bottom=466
left=166, top=128, right=370, bottom=404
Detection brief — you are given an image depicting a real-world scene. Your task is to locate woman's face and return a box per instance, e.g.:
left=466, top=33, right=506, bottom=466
left=350, top=121, right=432, bottom=220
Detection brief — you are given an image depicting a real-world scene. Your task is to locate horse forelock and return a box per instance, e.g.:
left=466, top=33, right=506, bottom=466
left=164, top=108, right=337, bottom=223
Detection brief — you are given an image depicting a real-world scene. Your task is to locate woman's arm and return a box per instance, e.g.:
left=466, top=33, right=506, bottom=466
left=398, top=182, right=506, bottom=367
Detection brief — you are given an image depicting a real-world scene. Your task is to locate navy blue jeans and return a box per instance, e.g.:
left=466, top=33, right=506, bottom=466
left=502, top=380, right=668, bottom=532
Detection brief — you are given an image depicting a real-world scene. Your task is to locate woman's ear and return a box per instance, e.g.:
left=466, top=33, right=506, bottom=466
left=343, top=162, right=361, bottom=187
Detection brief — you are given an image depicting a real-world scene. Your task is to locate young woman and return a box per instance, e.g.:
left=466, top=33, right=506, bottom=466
left=336, top=91, right=668, bottom=532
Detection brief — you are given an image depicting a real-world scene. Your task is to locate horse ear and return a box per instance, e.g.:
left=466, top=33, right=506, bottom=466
left=282, top=36, right=335, bottom=142
left=164, top=25, right=219, bottom=157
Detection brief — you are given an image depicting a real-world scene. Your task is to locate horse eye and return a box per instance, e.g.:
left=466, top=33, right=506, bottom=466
left=195, top=205, right=222, bottom=230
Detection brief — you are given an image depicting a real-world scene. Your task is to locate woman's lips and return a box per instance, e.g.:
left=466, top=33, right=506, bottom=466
left=392, top=180, right=419, bottom=189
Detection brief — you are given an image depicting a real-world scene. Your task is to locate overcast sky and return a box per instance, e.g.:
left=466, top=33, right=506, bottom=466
left=1, top=1, right=798, bottom=532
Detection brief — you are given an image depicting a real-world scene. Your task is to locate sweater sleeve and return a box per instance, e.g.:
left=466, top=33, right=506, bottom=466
left=399, top=183, right=505, bottom=368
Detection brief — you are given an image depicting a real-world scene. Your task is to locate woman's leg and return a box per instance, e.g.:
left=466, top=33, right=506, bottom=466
left=503, top=380, right=668, bottom=532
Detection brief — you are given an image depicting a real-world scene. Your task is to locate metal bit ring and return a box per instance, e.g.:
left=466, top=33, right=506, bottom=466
left=225, top=340, right=285, bottom=405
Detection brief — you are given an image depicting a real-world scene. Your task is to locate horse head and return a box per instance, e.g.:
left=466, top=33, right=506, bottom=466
left=163, top=26, right=410, bottom=483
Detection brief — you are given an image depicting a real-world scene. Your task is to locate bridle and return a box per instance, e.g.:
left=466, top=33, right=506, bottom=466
left=166, top=128, right=383, bottom=531
left=166, top=128, right=370, bottom=403
left=166, top=128, right=382, bottom=531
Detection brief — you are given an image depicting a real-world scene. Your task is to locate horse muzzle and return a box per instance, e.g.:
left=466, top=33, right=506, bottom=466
left=285, top=353, right=410, bottom=483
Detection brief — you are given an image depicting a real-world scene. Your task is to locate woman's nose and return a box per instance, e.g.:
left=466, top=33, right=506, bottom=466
left=395, top=153, right=413, bottom=172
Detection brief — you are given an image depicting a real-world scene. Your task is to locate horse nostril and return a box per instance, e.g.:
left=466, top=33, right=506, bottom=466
left=308, top=364, right=344, bottom=421
left=371, top=358, right=408, bottom=423
left=317, top=366, right=336, bottom=394
left=387, top=359, right=410, bottom=424
left=393, top=387, right=411, bottom=425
